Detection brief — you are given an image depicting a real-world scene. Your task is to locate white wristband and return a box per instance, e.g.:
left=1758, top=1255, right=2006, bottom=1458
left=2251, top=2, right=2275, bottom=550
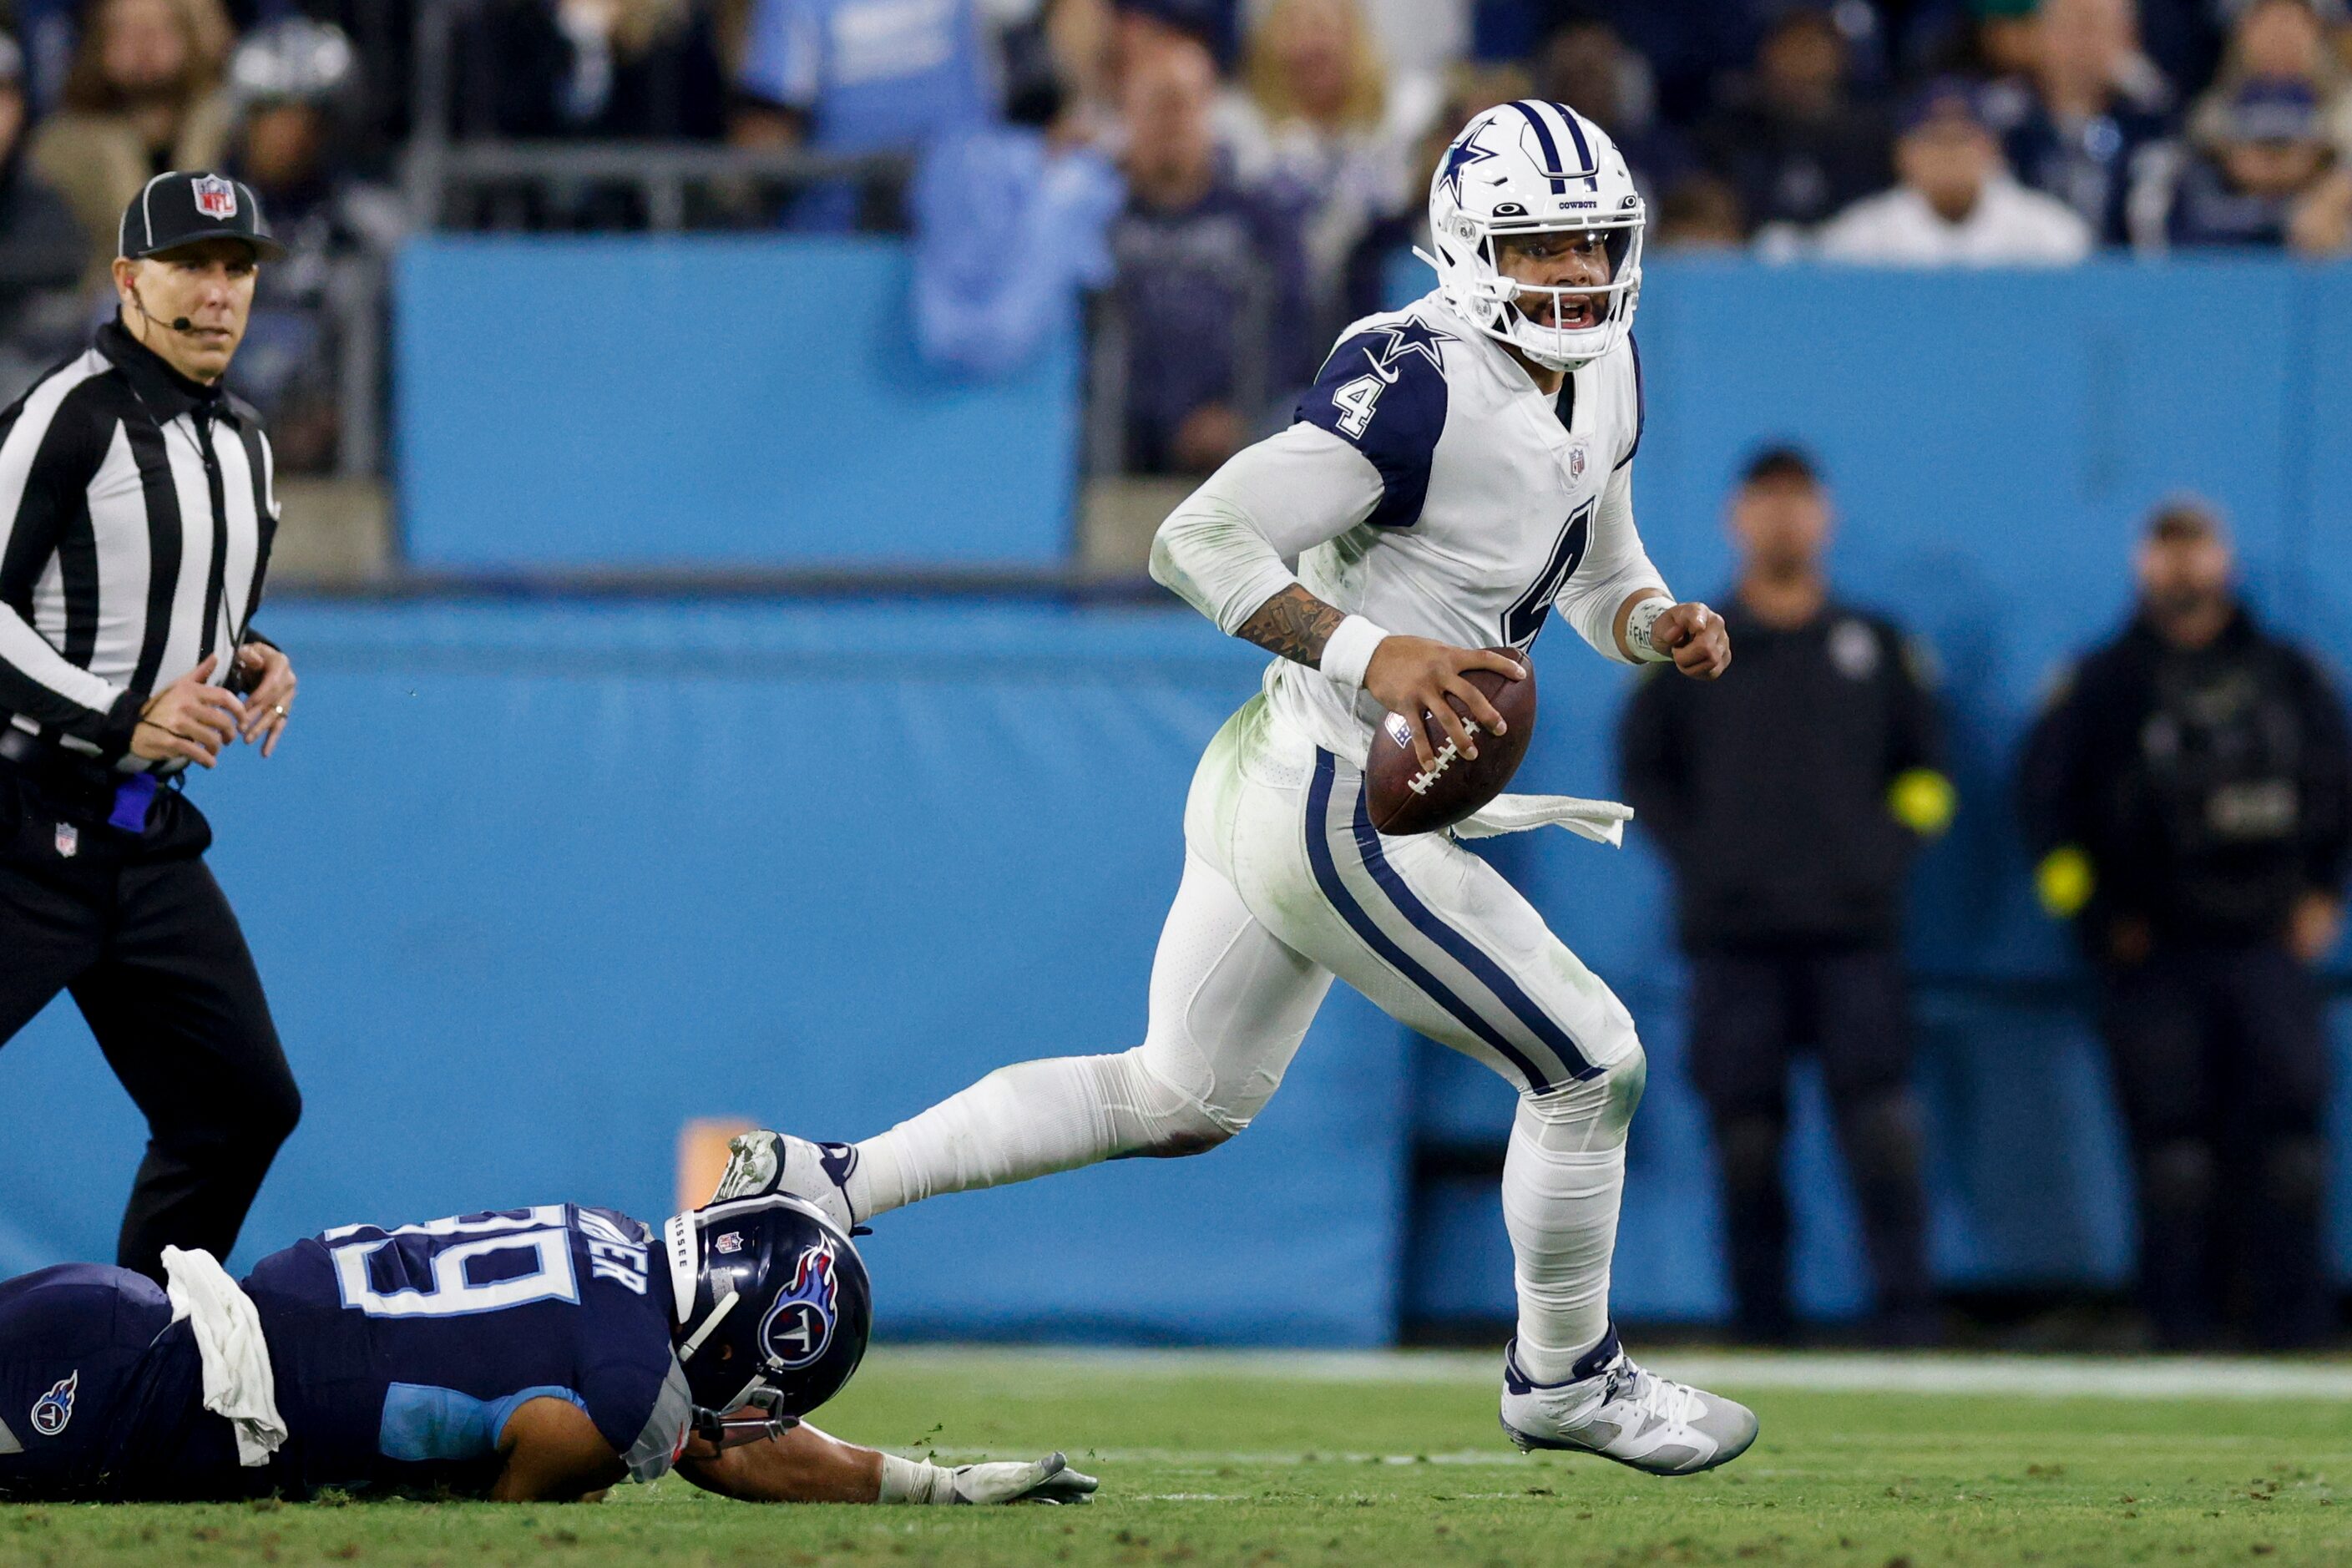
left=1319, top=614, right=1391, bottom=692
left=879, top=1453, right=955, bottom=1505
left=1622, top=597, right=1674, bottom=664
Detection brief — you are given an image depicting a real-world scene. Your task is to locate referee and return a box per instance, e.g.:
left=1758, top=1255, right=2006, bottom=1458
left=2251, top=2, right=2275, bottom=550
left=0, top=173, right=301, bottom=1283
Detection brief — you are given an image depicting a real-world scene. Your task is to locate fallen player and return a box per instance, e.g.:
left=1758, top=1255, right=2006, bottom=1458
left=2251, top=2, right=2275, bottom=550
left=0, top=1193, right=1094, bottom=1506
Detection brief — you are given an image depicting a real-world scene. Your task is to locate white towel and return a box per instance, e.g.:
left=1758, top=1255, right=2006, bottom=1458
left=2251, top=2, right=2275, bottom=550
left=161, top=1246, right=290, bottom=1467
left=1454, top=792, right=1635, bottom=847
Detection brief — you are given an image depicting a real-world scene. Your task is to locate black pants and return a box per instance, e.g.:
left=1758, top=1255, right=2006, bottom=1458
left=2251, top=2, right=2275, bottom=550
left=0, top=762, right=299, bottom=1283
left=2098, top=942, right=2333, bottom=1349
left=1688, top=943, right=1932, bottom=1343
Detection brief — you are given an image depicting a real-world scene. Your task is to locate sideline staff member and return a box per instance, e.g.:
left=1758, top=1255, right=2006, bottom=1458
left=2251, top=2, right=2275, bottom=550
left=2022, top=499, right=2349, bottom=1349
left=0, top=173, right=301, bottom=1282
left=1619, top=447, right=1952, bottom=1345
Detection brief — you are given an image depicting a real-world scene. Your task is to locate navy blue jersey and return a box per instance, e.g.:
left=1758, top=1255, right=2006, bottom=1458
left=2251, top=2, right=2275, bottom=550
left=242, top=1205, right=690, bottom=1497
left=0, top=1265, right=248, bottom=1502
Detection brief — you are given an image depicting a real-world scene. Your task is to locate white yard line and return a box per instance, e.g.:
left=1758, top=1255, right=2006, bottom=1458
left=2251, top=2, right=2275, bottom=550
left=878, top=1346, right=2352, bottom=1401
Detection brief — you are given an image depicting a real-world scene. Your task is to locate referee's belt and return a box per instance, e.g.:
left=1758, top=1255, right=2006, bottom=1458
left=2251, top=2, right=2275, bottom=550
left=0, top=728, right=161, bottom=832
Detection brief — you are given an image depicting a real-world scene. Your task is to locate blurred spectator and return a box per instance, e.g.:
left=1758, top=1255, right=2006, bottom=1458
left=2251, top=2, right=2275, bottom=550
left=1222, top=0, right=1435, bottom=340
left=1697, top=6, right=1894, bottom=235
left=454, top=0, right=727, bottom=141
left=1971, top=0, right=2049, bottom=78
left=30, top=0, right=235, bottom=290
left=0, top=31, right=87, bottom=406
left=1619, top=447, right=1951, bottom=1348
left=223, top=18, right=405, bottom=470
left=2021, top=499, right=2351, bottom=1349
left=2162, top=77, right=2352, bottom=253
left=1336, top=57, right=1529, bottom=319
left=997, top=0, right=1121, bottom=145
left=2188, top=0, right=2352, bottom=162
left=1119, top=0, right=1240, bottom=64
left=1813, top=78, right=2093, bottom=263
left=1532, top=12, right=1693, bottom=204
left=1354, top=0, right=1470, bottom=75
left=1651, top=169, right=1748, bottom=250
left=1106, top=33, right=1308, bottom=473
left=732, top=0, right=994, bottom=156
left=1980, top=0, right=2174, bottom=245
left=1501, top=0, right=1767, bottom=129
left=910, top=43, right=1124, bottom=377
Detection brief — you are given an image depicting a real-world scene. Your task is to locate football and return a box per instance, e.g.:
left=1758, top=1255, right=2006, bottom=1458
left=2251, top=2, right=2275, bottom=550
left=1363, top=650, right=1536, bottom=835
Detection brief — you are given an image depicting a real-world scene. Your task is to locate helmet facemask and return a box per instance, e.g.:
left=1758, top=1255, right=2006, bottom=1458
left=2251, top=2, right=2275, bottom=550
left=1426, top=210, right=1644, bottom=373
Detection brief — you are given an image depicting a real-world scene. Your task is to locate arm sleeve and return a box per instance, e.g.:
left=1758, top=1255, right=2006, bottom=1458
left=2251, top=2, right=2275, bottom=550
left=736, top=0, right=819, bottom=108
left=2293, top=652, right=2352, bottom=894
left=1888, top=630, right=1945, bottom=779
left=1553, top=463, right=1669, bottom=665
left=1615, top=668, right=1691, bottom=854
left=1147, top=421, right=1385, bottom=634
left=2016, top=668, right=2090, bottom=860
left=0, top=386, right=142, bottom=752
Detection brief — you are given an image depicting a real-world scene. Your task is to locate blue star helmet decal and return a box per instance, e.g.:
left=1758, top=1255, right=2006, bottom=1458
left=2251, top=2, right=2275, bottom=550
left=1436, top=127, right=1496, bottom=204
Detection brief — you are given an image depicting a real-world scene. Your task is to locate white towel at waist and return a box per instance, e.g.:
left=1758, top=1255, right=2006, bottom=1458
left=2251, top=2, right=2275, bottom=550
left=160, top=1246, right=289, bottom=1467
left=1454, top=792, right=1634, bottom=847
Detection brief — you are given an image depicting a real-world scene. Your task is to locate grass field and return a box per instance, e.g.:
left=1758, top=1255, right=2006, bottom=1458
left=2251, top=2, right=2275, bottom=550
left=5, top=1348, right=2348, bottom=1567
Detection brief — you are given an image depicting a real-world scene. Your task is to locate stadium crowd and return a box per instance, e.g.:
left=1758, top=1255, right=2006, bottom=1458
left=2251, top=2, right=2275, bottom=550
left=2, top=0, right=2350, bottom=466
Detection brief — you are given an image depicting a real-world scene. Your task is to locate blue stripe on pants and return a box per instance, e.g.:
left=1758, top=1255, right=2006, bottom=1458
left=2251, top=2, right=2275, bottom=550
left=1304, top=751, right=1558, bottom=1091
left=1344, top=773, right=1596, bottom=1085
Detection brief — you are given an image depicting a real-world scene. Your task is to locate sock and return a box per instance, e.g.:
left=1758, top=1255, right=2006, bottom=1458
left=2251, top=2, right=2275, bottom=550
left=848, top=1048, right=1227, bottom=1222
left=1501, top=1050, right=1644, bottom=1383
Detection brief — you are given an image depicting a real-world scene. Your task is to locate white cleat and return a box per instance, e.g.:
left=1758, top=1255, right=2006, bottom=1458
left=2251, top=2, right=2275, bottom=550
left=1499, top=1326, right=1758, bottom=1475
left=709, top=1130, right=859, bottom=1235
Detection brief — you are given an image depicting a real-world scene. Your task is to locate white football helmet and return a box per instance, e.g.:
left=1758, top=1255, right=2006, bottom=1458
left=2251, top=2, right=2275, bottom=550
left=1421, top=99, right=1646, bottom=372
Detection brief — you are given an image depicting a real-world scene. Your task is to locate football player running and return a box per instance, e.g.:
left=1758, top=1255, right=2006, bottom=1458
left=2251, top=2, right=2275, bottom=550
left=0, top=1195, right=1095, bottom=1506
left=722, top=102, right=1750, bottom=1474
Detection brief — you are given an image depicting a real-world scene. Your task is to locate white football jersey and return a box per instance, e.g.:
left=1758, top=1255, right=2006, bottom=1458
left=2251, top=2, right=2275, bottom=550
left=1225, top=289, right=1661, bottom=763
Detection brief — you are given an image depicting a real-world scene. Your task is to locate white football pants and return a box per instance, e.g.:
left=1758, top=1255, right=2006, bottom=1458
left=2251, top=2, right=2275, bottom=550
left=849, top=697, right=1646, bottom=1374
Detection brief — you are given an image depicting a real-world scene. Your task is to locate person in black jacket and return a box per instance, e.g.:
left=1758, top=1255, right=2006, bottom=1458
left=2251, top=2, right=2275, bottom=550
left=1620, top=447, right=1952, bottom=1345
left=2021, top=498, right=2349, bottom=1349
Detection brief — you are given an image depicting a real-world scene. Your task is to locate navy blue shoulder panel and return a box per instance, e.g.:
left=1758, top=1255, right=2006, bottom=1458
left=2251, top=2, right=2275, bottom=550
left=1294, top=316, right=1450, bottom=529
left=1616, top=334, right=1645, bottom=470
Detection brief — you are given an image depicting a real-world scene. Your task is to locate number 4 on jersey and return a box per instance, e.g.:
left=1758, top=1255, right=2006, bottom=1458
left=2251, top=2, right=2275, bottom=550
left=1331, top=373, right=1387, bottom=438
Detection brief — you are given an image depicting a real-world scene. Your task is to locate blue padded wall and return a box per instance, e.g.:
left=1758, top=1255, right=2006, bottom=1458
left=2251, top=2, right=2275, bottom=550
left=0, top=603, right=1407, bottom=1343
left=395, top=237, right=1080, bottom=569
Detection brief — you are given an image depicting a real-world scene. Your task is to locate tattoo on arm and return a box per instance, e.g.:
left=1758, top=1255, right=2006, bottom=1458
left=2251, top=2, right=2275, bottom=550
left=1235, top=584, right=1346, bottom=668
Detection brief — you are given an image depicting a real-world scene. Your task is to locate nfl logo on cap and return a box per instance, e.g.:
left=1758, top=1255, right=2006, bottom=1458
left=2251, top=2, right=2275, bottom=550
left=191, top=175, right=237, bottom=220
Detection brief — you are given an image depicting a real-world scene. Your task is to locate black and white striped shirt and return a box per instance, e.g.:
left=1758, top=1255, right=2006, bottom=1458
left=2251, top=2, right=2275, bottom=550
left=0, top=321, right=278, bottom=771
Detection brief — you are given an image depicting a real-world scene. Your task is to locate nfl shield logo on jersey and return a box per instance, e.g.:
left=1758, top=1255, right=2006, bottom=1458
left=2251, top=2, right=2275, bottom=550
left=53, top=822, right=76, bottom=858
left=191, top=175, right=237, bottom=220
left=1568, top=441, right=1587, bottom=482
left=31, top=1371, right=77, bottom=1437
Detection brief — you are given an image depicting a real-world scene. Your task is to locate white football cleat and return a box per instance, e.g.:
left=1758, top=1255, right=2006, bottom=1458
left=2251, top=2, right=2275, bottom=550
left=709, top=1130, right=859, bottom=1234
left=1500, top=1326, right=1758, bottom=1475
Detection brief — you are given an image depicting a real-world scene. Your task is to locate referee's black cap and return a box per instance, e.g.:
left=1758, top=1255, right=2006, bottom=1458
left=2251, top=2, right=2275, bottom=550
left=118, top=171, right=287, bottom=263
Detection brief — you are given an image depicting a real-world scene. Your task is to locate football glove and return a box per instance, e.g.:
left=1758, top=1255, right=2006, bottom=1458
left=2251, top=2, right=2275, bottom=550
left=881, top=1451, right=1098, bottom=1505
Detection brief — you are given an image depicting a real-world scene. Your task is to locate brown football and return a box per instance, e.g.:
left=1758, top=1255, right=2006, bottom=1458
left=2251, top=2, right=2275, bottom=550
left=1363, top=650, right=1536, bottom=835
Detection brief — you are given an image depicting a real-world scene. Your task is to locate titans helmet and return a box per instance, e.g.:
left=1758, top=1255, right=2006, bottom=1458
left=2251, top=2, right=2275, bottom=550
left=1422, top=99, right=1646, bottom=372
left=663, top=1194, right=872, bottom=1444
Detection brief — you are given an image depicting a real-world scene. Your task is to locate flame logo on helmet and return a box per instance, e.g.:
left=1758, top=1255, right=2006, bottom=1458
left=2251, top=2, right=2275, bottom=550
left=757, top=1236, right=840, bottom=1371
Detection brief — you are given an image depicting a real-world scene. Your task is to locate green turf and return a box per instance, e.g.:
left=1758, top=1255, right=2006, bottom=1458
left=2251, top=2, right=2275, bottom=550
left=5, top=1349, right=2347, bottom=1566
